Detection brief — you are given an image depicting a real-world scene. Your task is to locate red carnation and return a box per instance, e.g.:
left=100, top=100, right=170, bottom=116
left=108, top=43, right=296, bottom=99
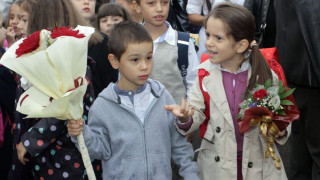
left=50, top=26, right=85, bottom=39
left=253, top=89, right=267, bottom=100
left=16, top=30, right=41, bottom=57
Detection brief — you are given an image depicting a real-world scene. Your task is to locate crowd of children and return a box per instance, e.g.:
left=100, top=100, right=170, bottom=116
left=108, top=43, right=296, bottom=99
left=0, top=0, right=309, bottom=180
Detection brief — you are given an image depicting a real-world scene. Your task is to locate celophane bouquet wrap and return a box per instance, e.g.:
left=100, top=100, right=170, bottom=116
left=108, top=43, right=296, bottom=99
left=238, top=79, right=299, bottom=170
left=0, top=26, right=96, bottom=180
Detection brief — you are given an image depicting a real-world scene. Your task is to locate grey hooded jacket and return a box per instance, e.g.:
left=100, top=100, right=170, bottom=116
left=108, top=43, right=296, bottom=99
left=74, top=79, right=199, bottom=180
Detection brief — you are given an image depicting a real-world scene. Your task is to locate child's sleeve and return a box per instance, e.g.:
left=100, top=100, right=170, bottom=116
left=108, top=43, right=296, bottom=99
left=185, top=39, right=200, bottom=99
left=71, top=104, right=112, bottom=161
left=21, top=117, right=67, bottom=156
left=169, top=111, right=200, bottom=180
left=175, top=75, right=206, bottom=135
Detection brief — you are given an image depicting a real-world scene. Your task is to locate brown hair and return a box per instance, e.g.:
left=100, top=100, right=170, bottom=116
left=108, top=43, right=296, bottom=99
left=19, top=0, right=103, bottom=45
left=108, top=21, right=152, bottom=60
left=204, top=3, right=272, bottom=93
left=96, top=3, right=133, bottom=31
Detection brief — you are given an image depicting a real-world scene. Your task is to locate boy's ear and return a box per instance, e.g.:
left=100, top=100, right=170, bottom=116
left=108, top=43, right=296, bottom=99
left=236, top=39, right=250, bottom=54
left=108, top=54, right=120, bottom=69
left=133, top=1, right=141, bottom=14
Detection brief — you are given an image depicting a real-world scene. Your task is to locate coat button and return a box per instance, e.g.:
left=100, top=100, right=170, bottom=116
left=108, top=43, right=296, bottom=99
left=215, top=156, right=220, bottom=162
left=216, top=126, right=221, bottom=133
left=248, top=162, right=253, bottom=168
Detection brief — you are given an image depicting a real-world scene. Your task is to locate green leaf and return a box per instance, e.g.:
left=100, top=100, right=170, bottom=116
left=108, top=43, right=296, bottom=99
left=280, top=88, right=295, bottom=99
left=264, top=79, right=272, bottom=89
left=237, top=114, right=243, bottom=120
left=277, top=110, right=286, bottom=116
left=279, top=87, right=286, bottom=94
left=278, top=80, right=283, bottom=89
left=281, top=100, right=294, bottom=105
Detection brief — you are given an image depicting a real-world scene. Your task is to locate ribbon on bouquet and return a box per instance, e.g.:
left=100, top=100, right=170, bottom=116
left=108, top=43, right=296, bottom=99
left=249, top=115, right=281, bottom=170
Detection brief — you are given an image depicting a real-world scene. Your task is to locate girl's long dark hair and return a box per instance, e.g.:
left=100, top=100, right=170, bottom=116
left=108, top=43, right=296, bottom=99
left=204, top=3, right=272, bottom=93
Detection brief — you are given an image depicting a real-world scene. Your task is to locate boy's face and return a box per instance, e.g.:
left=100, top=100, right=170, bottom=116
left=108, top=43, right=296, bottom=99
left=138, top=0, right=169, bottom=27
left=109, top=41, right=153, bottom=92
left=17, top=9, right=28, bottom=37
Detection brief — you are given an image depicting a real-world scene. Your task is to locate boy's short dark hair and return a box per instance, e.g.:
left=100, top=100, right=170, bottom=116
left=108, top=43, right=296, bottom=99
left=108, top=21, right=153, bottom=60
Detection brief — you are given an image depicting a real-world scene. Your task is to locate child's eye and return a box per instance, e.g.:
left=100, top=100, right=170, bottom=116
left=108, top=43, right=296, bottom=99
left=205, top=32, right=210, bottom=38
left=216, top=36, right=223, bottom=41
left=162, top=0, right=169, bottom=5
left=146, top=56, right=152, bottom=61
left=147, top=1, right=155, bottom=5
left=131, top=58, right=139, bottom=62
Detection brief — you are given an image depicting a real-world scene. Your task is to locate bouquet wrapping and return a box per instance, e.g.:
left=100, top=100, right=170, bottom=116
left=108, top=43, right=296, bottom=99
left=0, top=26, right=96, bottom=179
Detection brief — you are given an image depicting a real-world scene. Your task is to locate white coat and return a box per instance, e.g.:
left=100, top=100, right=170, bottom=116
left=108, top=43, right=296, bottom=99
left=176, top=60, right=290, bottom=180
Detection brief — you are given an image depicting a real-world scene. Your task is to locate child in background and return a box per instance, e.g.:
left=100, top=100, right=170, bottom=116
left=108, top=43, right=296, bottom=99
left=96, top=3, right=132, bottom=36
left=136, top=0, right=199, bottom=105
left=4, top=1, right=22, bottom=48
left=0, top=11, right=6, bottom=55
left=67, top=21, right=200, bottom=180
left=166, top=3, right=290, bottom=180
left=7, top=0, right=100, bottom=179
left=70, top=0, right=96, bottom=25
left=115, top=0, right=143, bottom=23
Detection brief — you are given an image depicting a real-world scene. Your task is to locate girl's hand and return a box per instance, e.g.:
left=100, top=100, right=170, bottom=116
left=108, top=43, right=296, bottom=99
left=67, top=119, right=84, bottom=136
left=164, top=98, right=194, bottom=123
left=0, top=27, right=6, bottom=47
left=6, top=27, right=16, bottom=47
left=269, top=130, right=287, bottom=139
left=17, top=142, right=29, bottom=165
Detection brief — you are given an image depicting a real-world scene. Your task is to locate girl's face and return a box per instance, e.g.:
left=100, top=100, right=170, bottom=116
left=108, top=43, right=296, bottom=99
left=17, top=9, right=29, bottom=38
left=205, top=17, right=244, bottom=70
left=8, top=4, right=21, bottom=35
left=70, top=0, right=96, bottom=22
left=99, top=16, right=124, bottom=35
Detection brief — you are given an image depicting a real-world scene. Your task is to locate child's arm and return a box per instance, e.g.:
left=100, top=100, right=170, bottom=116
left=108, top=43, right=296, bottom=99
left=20, top=118, right=69, bottom=157
left=168, top=112, right=200, bottom=180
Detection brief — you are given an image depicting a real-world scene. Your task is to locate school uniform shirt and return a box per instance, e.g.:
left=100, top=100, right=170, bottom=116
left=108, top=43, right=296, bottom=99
left=151, top=22, right=199, bottom=104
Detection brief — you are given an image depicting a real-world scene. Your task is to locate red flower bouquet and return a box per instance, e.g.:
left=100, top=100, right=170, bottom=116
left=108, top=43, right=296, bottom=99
left=237, top=79, right=300, bottom=169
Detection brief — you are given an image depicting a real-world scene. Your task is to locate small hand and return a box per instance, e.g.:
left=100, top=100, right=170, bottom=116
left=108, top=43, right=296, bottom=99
left=269, top=130, right=287, bottom=139
left=5, top=27, right=16, bottom=47
left=67, top=119, right=84, bottom=136
left=164, top=98, right=194, bottom=123
left=17, top=142, right=29, bottom=165
left=0, top=27, right=6, bottom=47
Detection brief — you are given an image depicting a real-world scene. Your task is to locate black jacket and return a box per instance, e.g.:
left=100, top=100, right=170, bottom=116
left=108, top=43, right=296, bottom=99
left=274, top=0, right=320, bottom=88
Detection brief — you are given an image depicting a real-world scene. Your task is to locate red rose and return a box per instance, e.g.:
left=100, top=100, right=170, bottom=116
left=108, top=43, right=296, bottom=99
left=50, top=26, right=85, bottom=39
left=253, top=89, right=268, bottom=100
left=16, top=30, right=41, bottom=57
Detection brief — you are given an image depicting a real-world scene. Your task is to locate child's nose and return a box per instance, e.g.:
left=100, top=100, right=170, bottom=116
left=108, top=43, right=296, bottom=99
left=155, top=2, right=163, bottom=11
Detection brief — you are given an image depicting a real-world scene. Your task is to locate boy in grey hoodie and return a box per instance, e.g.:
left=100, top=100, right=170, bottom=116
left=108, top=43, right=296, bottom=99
left=68, top=21, right=199, bottom=180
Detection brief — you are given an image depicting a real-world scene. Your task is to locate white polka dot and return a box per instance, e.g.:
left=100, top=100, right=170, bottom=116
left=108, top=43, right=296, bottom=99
left=50, top=125, right=57, bottom=131
left=57, top=141, right=63, bottom=145
left=65, top=155, right=71, bottom=161
left=42, top=157, right=46, bottom=163
left=24, top=140, right=30, bottom=147
left=55, top=163, right=61, bottom=168
left=63, top=172, right=69, bottom=178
